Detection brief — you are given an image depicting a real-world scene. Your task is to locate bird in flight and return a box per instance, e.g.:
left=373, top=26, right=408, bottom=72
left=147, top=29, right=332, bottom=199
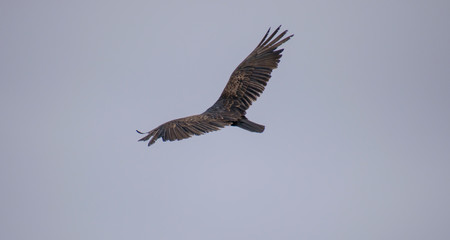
left=137, top=26, right=293, bottom=146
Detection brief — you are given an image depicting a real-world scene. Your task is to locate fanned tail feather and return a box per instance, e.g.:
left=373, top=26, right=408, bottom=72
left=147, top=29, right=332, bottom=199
left=233, top=117, right=265, bottom=133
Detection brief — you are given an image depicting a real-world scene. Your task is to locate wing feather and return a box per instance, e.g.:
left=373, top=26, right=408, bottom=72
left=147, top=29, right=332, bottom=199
left=218, top=26, right=293, bottom=113
left=137, top=113, right=231, bottom=146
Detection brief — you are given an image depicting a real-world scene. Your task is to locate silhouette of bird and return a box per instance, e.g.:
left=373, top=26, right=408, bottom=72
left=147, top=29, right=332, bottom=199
left=137, top=26, right=293, bottom=146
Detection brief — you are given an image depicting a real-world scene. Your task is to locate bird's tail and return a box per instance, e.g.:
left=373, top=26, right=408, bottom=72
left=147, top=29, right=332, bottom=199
left=234, top=117, right=265, bottom=133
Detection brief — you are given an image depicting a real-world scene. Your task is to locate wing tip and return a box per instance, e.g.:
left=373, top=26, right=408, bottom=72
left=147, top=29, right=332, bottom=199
left=137, top=128, right=159, bottom=147
left=258, top=26, right=293, bottom=50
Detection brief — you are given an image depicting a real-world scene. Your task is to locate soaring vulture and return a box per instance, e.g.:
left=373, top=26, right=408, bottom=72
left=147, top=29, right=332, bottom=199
left=137, top=26, right=293, bottom=146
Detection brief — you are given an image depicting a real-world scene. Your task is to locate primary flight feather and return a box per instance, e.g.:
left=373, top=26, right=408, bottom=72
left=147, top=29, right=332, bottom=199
left=137, top=26, right=293, bottom=146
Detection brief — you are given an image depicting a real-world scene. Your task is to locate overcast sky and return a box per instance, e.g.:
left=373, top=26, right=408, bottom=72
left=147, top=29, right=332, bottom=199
left=1, top=0, right=450, bottom=240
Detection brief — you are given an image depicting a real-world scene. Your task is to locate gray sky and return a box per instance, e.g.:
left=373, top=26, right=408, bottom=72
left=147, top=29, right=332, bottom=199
left=1, top=0, right=450, bottom=239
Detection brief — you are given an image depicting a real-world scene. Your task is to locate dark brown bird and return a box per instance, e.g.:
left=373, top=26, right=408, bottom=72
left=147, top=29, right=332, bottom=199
left=137, top=26, right=293, bottom=146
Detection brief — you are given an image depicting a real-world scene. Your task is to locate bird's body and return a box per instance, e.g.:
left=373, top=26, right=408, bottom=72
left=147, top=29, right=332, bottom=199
left=137, top=26, right=293, bottom=146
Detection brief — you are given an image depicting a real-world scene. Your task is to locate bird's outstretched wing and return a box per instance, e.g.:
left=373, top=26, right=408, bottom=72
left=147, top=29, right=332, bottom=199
left=137, top=113, right=232, bottom=146
left=218, top=26, right=293, bottom=113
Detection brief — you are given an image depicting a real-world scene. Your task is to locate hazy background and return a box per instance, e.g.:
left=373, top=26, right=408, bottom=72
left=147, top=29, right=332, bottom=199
left=1, top=0, right=449, bottom=239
